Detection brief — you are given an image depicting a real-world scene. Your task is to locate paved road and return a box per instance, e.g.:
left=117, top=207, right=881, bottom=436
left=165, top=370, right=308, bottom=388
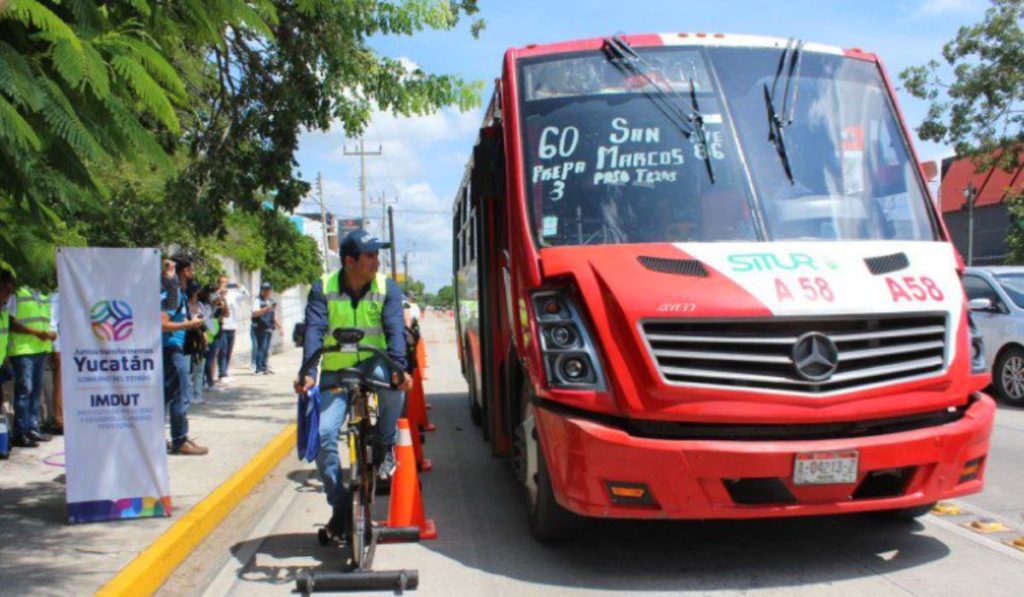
left=175, top=315, right=1024, bottom=597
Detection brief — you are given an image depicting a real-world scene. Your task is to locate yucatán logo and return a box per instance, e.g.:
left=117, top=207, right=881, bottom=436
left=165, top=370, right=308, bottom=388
left=90, top=300, right=133, bottom=341
left=791, top=332, right=839, bottom=382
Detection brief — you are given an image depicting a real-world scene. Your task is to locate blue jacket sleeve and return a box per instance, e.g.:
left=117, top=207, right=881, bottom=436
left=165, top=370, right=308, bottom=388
left=382, top=278, right=407, bottom=371
left=302, top=280, right=329, bottom=380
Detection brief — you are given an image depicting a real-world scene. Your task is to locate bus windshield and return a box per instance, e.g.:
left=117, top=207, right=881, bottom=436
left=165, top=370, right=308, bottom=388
left=518, top=45, right=937, bottom=247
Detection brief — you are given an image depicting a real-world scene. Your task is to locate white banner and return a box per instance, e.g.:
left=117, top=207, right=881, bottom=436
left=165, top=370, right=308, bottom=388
left=57, top=248, right=170, bottom=523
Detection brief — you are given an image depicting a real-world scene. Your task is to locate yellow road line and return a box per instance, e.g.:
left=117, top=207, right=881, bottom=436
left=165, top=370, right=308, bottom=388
left=96, top=424, right=297, bottom=597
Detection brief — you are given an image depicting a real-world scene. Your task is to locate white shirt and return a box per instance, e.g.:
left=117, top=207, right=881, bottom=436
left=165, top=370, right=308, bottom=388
left=221, top=288, right=242, bottom=331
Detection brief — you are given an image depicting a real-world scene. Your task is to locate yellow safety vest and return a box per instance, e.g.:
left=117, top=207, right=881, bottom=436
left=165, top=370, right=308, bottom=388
left=9, top=287, right=52, bottom=357
left=322, top=271, right=388, bottom=371
left=0, top=307, right=9, bottom=364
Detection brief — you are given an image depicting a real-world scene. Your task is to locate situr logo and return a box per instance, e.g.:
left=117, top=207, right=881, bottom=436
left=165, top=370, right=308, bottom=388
left=727, top=252, right=840, bottom=273
left=90, top=300, right=133, bottom=341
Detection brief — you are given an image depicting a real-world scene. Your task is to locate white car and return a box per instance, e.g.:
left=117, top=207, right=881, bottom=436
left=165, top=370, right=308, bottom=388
left=964, top=266, right=1024, bottom=405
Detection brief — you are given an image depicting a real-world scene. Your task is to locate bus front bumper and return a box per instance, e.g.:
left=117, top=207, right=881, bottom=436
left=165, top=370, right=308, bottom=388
left=533, top=393, right=995, bottom=519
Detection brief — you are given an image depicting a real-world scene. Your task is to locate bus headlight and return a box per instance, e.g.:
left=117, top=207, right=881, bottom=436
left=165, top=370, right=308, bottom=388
left=533, top=290, right=606, bottom=390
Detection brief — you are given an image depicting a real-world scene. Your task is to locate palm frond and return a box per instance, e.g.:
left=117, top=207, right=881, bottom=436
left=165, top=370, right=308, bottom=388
left=0, top=94, right=42, bottom=151
left=110, top=54, right=181, bottom=133
left=3, top=0, right=79, bottom=42
left=0, top=41, right=45, bottom=111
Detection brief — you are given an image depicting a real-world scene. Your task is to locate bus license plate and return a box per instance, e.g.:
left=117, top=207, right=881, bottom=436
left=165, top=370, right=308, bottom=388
left=793, top=450, right=859, bottom=485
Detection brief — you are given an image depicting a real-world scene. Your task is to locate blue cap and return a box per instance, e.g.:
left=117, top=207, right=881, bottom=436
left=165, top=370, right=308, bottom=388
left=341, top=229, right=391, bottom=258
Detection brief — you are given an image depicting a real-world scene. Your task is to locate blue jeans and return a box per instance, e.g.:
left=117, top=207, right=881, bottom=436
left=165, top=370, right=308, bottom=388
left=316, top=359, right=405, bottom=507
left=251, top=328, right=272, bottom=372
left=217, top=330, right=236, bottom=378
left=11, top=353, right=46, bottom=435
left=162, top=347, right=192, bottom=448
left=189, top=354, right=205, bottom=404
left=204, top=334, right=222, bottom=387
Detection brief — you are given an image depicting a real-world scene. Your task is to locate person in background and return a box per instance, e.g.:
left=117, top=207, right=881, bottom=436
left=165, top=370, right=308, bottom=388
left=250, top=282, right=280, bottom=375
left=216, top=275, right=240, bottom=384
left=0, top=270, right=16, bottom=449
left=161, top=256, right=208, bottom=455
left=7, top=284, right=57, bottom=448
left=40, top=289, right=63, bottom=435
left=185, top=282, right=208, bottom=405
left=204, top=283, right=228, bottom=390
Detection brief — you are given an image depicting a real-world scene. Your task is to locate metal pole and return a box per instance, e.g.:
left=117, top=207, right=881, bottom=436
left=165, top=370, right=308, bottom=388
left=318, top=172, right=329, bottom=274
left=388, top=205, right=398, bottom=281
left=343, top=138, right=382, bottom=230
left=967, top=190, right=975, bottom=266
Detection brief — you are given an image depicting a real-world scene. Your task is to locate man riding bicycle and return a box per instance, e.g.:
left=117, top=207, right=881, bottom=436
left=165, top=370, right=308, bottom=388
left=295, top=229, right=413, bottom=543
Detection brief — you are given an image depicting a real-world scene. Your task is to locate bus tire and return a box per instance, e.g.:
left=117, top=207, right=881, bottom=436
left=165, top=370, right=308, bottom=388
left=466, top=351, right=482, bottom=426
left=521, top=387, right=586, bottom=542
left=529, top=435, right=586, bottom=543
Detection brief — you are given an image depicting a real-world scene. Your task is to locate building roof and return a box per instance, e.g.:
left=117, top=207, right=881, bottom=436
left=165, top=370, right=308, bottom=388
left=939, top=155, right=1024, bottom=213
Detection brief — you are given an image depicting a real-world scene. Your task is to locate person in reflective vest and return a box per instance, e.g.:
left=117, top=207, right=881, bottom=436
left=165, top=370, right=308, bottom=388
left=295, top=229, right=412, bottom=543
left=0, top=270, right=16, bottom=444
left=7, top=286, right=58, bottom=448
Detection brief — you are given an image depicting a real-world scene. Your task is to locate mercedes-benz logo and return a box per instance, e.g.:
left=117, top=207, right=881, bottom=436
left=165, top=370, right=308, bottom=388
left=791, top=332, right=839, bottom=382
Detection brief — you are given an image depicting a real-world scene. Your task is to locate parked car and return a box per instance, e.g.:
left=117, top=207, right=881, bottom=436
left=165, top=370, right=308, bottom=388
left=964, top=266, right=1024, bottom=404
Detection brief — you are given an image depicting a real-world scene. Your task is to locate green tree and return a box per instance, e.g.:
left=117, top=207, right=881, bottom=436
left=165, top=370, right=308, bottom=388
left=432, top=284, right=454, bottom=308
left=1, top=0, right=484, bottom=288
left=901, top=0, right=1024, bottom=171
left=0, top=0, right=273, bottom=285
left=900, top=0, right=1024, bottom=262
left=261, top=210, right=323, bottom=290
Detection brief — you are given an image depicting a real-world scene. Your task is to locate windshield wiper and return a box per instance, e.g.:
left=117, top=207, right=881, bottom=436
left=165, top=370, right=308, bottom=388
left=602, top=35, right=715, bottom=183
left=763, top=38, right=805, bottom=184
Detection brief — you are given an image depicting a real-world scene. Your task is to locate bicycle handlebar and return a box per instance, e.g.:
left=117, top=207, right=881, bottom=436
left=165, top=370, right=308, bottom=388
left=296, top=331, right=405, bottom=392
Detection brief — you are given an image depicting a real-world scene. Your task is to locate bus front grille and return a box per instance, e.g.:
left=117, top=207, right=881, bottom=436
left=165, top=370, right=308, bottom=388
left=641, top=313, right=948, bottom=394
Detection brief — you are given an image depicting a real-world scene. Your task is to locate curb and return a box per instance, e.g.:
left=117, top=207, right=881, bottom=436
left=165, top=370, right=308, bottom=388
left=95, top=423, right=298, bottom=597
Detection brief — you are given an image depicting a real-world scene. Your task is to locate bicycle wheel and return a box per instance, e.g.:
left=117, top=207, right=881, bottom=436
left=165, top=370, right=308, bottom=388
left=347, top=418, right=376, bottom=570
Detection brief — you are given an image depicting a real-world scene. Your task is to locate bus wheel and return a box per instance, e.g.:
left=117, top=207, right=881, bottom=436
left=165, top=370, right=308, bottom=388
left=520, top=387, right=586, bottom=542
left=466, top=353, right=482, bottom=426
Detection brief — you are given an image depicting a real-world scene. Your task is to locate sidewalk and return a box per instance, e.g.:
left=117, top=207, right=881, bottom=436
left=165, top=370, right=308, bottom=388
left=0, top=347, right=303, bottom=596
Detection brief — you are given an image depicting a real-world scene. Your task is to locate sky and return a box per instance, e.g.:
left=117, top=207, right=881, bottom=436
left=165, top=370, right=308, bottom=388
left=293, top=0, right=991, bottom=292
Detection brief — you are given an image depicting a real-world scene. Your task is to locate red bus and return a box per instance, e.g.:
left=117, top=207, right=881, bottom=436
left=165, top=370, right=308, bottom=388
left=452, top=33, right=994, bottom=541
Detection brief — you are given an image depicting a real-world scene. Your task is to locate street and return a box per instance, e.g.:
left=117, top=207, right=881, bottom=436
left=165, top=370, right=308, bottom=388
left=165, top=315, right=1024, bottom=597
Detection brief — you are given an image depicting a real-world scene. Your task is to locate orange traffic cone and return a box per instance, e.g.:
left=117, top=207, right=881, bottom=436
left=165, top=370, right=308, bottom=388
left=409, top=408, right=432, bottom=472
left=403, top=385, right=432, bottom=472
left=417, top=340, right=432, bottom=410
left=412, top=371, right=436, bottom=433
left=387, top=418, right=437, bottom=540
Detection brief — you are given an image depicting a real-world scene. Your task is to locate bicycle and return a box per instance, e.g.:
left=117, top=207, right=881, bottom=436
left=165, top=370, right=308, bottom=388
left=295, top=328, right=420, bottom=593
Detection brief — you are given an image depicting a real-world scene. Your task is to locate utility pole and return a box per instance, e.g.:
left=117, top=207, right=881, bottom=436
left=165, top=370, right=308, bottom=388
left=402, top=250, right=410, bottom=285
left=389, top=206, right=398, bottom=281
left=317, top=172, right=329, bottom=274
left=343, top=137, right=382, bottom=226
left=964, top=182, right=978, bottom=267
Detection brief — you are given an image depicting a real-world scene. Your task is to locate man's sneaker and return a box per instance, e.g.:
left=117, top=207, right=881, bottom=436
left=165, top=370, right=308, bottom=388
left=173, top=439, right=209, bottom=455
left=219, top=376, right=234, bottom=385
left=377, top=446, right=397, bottom=482
left=325, top=506, right=348, bottom=542
left=27, top=430, right=52, bottom=443
left=12, top=434, right=39, bottom=448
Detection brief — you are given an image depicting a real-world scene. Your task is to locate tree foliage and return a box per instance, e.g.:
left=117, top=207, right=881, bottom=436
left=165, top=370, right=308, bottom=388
left=900, top=0, right=1024, bottom=263
left=0, top=0, right=484, bottom=289
left=900, top=0, right=1024, bottom=171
